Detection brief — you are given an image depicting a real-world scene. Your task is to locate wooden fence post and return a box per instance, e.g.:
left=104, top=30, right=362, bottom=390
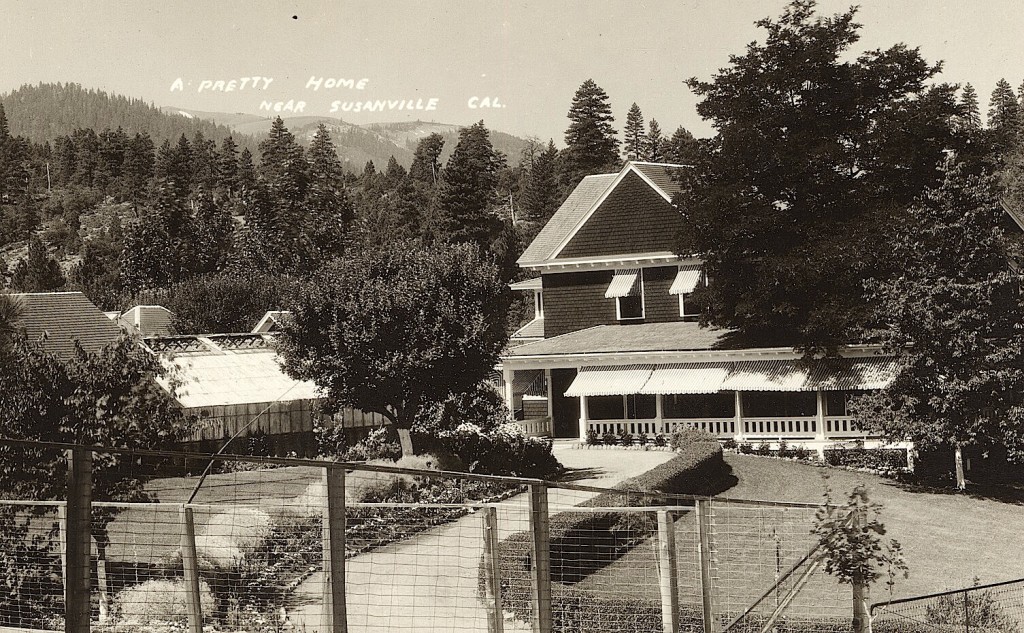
left=528, top=483, right=552, bottom=633
left=65, top=447, right=92, bottom=633
left=657, top=510, right=680, bottom=633
left=322, top=465, right=348, bottom=633
left=697, top=499, right=719, bottom=633
left=180, top=506, right=203, bottom=633
left=852, top=507, right=872, bottom=633
left=481, top=505, right=504, bottom=633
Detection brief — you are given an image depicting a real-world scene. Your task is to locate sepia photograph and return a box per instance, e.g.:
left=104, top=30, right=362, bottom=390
left=1, top=1, right=1022, bottom=632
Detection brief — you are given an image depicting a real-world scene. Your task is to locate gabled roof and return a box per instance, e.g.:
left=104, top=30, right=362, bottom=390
left=8, top=291, right=122, bottom=360
left=518, top=174, right=617, bottom=265
left=511, top=317, right=544, bottom=340
left=517, top=161, right=689, bottom=267
left=252, top=310, right=291, bottom=334
left=118, top=305, right=174, bottom=337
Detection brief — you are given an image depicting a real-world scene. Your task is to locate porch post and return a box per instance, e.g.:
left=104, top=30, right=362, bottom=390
left=655, top=393, right=665, bottom=435
left=579, top=394, right=590, bottom=440
left=815, top=389, right=827, bottom=443
left=733, top=391, right=744, bottom=443
left=502, top=366, right=515, bottom=417
left=545, top=368, right=554, bottom=419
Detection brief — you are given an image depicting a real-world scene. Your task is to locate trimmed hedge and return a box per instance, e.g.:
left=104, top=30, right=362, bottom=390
left=486, top=440, right=727, bottom=632
left=823, top=447, right=908, bottom=472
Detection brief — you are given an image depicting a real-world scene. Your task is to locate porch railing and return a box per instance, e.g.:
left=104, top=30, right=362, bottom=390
left=583, top=415, right=876, bottom=442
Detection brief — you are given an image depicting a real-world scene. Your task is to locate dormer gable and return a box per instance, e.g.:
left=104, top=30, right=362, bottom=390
left=517, top=161, right=689, bottom=269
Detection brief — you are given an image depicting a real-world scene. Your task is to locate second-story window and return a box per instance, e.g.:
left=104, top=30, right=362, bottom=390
left=670, top=264, right=704, bottom=321
left=606, top=268, right=644, bottom=320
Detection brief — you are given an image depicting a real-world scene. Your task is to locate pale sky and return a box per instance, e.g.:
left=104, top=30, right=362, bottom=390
left=2, top=1, right=1022, bottom=142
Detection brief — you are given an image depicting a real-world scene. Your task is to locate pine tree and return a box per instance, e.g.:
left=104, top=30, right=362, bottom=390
left=522, top=140, right=561, bottom=226
left=623, top=102, right=646, bottom=161
left=647, top=119, right=665, bottom=162
left=190, top=193, right=233, bottom=275
left=409, top=133, right=445, bottom=185
left=10, top=236, right=65, bottom=292
left=433, top=121, right=505, bottom=248
left=666, top=126, right=700, bottom=165
left=306, top=123, right=353, bottom=258
left=562, top=79, right=620, bottom=187
left=258, top=117, right=308, bottom=214
left=988, top=78, right=1018, bottom=150
left=190, top=131, right=218, bottom=193
left=121, top=132, right=154, bottom=208
left=959, top=84, right=982, bottom=130
left=237, top=148, right=256, bottom=193
left=216, top=136, right=240, bottom=197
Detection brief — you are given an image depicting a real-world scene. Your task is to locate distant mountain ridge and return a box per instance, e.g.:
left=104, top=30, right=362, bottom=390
left=0, top=83, right=533, bottom=172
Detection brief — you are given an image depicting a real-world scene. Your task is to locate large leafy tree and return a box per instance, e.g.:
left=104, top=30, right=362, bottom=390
left=562, top=79, right=620, bottom=187
left=853, top=162, right=1024, bottom=489
left=277, top=241, right=510, bottom=456
left=432, top=121, right=505, bottom=249
left=679, top=0, right=961, bottom=355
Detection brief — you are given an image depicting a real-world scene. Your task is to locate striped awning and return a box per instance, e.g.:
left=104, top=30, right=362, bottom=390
left=720, top=360, right=812, bottom=392
left=640, top=363, right=731, bottom=394
left=605, top=269, right=640, bottom=298
left=564, top=364, right=654, bottom=397
left=669, top=265, right=702, bottom=295
left=807, top=357, right=902, bottom=391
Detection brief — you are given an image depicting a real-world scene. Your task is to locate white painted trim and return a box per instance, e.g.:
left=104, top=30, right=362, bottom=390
left=520, top=252, right=701, bottom=272
left=547, top=162, right=678, bottom=261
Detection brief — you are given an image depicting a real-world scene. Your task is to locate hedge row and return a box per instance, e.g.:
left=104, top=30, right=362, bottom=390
left=823, top=447, right=908, bottom=471
left=486, top=440, right=727, bottom=632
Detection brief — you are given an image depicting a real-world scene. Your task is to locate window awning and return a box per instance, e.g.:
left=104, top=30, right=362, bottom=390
left=720, top=360, right=812, bottom=392
left=807, top=357, right=901, bottom=391
left=564, top=364, right=654, bottom=397
left=640, top=362, right=731, bottom=395
left=605, top=269, right=640, bottom=298
left=669, top=265, right=702, bottom=295
left=509, top=277, right=542, bottom=291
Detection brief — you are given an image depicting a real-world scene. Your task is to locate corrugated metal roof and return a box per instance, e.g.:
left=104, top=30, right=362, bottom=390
left=604, top=269, right=640, bottom=298
left=508, top=322, right=728, bottom=357
left=162, top=348, right=322, bottom=408
left=565, top=364, right=654, bottom=397
left=669, top=265, right=702, bottom=295
left=511, top=317, right=544, bottom=340
left=9, top=291, right=122, bottom=360
left=517, top=173, right=617, bottom=264
left=640, top=362, right=731, bottom=395
left=509, top=278, right=542, bottom=291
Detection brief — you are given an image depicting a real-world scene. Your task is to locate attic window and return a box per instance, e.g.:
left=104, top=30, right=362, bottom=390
left=607, top=269, right=644, bottom=320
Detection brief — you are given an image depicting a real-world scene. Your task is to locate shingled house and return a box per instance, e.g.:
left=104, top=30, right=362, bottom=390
left=501, top=161, right=901, bottom=451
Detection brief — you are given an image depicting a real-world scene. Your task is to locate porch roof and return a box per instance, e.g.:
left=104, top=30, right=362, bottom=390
left=564, top=364, right=654, bottom=397
left=508, top=322, right=728, bottom=357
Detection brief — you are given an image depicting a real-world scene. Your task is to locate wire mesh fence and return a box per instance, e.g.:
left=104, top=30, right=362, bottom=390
left=0, top=441, right=893, bottom=633
left=871, top=578, right=1024, bottom=633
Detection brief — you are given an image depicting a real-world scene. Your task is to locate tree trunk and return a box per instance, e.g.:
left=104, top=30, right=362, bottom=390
left=397, top=427, right=414, bottom=457
left=954, top=445, right=966, bottom=490
left=852, top=581, right=871, bottom=633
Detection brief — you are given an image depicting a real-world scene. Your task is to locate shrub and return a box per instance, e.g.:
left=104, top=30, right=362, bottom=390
left=411, top=422, right=560, bottom=478
left=722, top=438, right=738, bottom=450
left=756, top=441, right=772, bottom=456
left=653, top=433, right=667, bottom=447
left=343, top=427, right=402, bottom=462
left=792, top=444, right=811, bottom=460
left=738, top=441, right=754, bottom=454
left=618, top=427, right=634, bottom=446
left=585, top=428, right=599, bottom=446
left=601, top=430, right=618, bottom=446
left=195, top=509, right=272, bottom=568
left=113, top=578, right=216, bottom=628
left=669, top=427, right=719, bottom=451
left=824, top=447, right=908, bottom=472
left=777, top=439, right=789, bottom=458
left=636, top=431, right=649, bottom=446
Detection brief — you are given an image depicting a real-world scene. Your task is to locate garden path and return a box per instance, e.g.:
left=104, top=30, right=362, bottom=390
left=286, top=443, right=675, bottom=633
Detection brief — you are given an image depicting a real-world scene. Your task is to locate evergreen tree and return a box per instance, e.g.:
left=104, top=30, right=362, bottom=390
left=216, top=135, right=240, bottom=197
left=190, top=131, right=218, bottom=193
left=10, top=236, right=65, bottom=292
left=959, top=83, right=982, bottom=130
left=409, top=133, right=445, bottom=185
left=665, top=126, right=700, bottom=164
left=988, top=79, right=1018, bottom=150
left=119, top=213, right=173, bottom=293
left=306, top=123, right=353, bottom=259
left=623, top=102, right=646, bottom=161
left=562, top=79, right=620, bottom=187
left=190, top=193, right=233, bottom=275
left=237, top=147, right=256, bottom=193
left=647, top=119, right=666, bottom=162
left=522, top=140, right=561, bottom=226
left=384, top=155, right=407, bottom=188
left=121, top=132, right=154, bottom=208
left=258, top=117, right=308, bottom=213
left=433, top=121, right=505, bottom=249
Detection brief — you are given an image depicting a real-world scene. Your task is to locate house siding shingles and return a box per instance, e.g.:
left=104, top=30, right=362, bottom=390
left=557, top=171, right=683, bottom=259
left=542, top=265, right=684, bottom=338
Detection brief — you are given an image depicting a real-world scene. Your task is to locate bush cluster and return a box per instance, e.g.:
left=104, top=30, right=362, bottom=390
left=824, top=447, right=908, bottom=472
left=412, top=423, right=561, bottom=479
left=734, top=441, right=812, bottom=460
left=669, top=427, right=720, bottom=451
left=585, top=427, right=668, bottom=448
left=488, top=441, right=727, bottom=632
